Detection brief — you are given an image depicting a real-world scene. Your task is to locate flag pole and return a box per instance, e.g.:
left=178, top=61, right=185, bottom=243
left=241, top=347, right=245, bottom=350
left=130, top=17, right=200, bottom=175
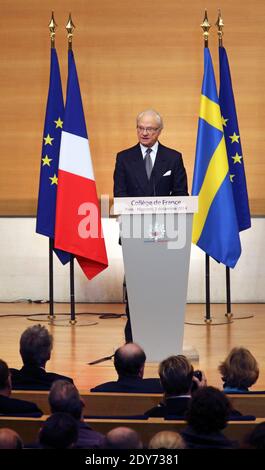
left=48, top=239, right=55, bottom=319
left=47, top=12, right=57, bottom=320
left=216, top=11, right=232, bottom=319
left=46, top=13, right=106, bottom=329
left=216, top=10, right=253, bottom=322
left=49, top=11, right=57, bottom=48
left=66, top=13, right=77, bottom=325
left=216, top=9, right=224, bottom=47
left=202, top=11, right=212, bottom=324
left=186, top=11, right=231, bottom=327
left=66, top=13, right=75, bottom=51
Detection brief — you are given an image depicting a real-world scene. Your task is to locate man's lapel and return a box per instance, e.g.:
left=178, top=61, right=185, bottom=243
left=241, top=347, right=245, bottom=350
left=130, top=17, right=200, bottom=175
left=152, top=143, right=168, bottom=188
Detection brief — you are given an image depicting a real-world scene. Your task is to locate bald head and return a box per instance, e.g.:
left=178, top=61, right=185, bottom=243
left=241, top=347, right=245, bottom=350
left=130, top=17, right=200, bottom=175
left=105, top=427, right=143, bottom=449
left=114, top=343, right=146, bottom=378
left=0, top=429, right=23, bottom=449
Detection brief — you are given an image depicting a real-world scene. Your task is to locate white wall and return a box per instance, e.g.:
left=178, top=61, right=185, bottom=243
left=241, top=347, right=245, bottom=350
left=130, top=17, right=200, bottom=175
left=0, top=218, right=264, bottom=303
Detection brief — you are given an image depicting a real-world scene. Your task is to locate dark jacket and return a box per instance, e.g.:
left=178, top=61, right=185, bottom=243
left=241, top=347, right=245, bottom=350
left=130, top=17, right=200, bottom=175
left=0, top=394, right=43, bottom=417
left=114, top=143, right=188, bottom=198
left=91, top=376, right=163, bottom=394
left=181, top=425, right=238, bottom=449
left=76, top=421, right=105, bottom=449
left=10, top=365, right=73, bottom=391
left=145, top=396, right=191, bottom=418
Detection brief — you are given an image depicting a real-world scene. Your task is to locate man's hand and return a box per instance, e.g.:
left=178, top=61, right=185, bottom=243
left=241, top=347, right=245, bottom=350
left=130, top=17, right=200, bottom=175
left=192, top=370, right=207, bottom=389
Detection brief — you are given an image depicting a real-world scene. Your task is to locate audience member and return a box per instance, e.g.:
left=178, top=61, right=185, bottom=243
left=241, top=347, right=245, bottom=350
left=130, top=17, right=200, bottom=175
left=145, top=355, right=206, bottom=418
left=182, top=386, right=238, bottom=449
left=149, top=431, right=186, bottom=449
left=219, top=347, right=259, bottom=393
left=49, top=380, right=104, bottom=448
left=91, top=343, right=162, bottom=393
left=104, top=427, right=143, bottom=449
left=0, top=359, right=42, bottom=416
left=39, top=412, right=78, bottom=449
left=243, top=422, right=265, bottom=449
left=10, top=324, right=73, bottom=390
left=0, top=428, right=23, bottom=449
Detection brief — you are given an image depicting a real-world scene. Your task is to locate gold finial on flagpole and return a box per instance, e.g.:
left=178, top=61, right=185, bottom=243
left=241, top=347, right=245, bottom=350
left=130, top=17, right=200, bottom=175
left=66, top=13, right=75, bottom=50
left=201, top=10, right=211, bottom=48
left=216, top=9, right=224, bottom=47
left=49, top=11, right=57, bottom=48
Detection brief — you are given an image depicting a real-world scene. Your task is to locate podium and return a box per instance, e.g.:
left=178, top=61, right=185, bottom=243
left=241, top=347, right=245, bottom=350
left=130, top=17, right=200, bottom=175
left=114, top=196, right=198, bottom=362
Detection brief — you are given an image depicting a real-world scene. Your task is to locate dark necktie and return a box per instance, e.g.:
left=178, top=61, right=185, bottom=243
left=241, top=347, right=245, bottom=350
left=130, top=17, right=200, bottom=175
left=144, top=148, right=153, bottom=180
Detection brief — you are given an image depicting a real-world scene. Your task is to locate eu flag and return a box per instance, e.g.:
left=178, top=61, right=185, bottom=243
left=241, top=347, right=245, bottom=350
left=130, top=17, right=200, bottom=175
left=219, top=46, right=251, bottom=232
left=36, top=48, right=71, bottom=264
left=192, top=48, right=241, bottom=268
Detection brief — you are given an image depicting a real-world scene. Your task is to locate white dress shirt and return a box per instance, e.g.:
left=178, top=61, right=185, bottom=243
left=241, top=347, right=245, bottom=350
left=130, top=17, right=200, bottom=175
left=140, top=141, right=159, bottom=167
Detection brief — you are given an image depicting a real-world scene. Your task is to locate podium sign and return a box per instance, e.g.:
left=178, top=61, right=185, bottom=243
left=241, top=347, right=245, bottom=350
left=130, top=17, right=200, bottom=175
left=114, top=196, right=198, bottom=362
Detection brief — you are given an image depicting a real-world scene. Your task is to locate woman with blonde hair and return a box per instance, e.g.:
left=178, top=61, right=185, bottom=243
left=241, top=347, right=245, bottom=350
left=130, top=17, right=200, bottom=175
left=149, top=431, right=186, bottom=449
left=219, top=347, right=259, bottom=393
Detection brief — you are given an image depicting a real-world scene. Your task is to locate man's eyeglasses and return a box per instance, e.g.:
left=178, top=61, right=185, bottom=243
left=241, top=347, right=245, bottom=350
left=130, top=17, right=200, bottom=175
left=137, top=126, right=160, bottom=134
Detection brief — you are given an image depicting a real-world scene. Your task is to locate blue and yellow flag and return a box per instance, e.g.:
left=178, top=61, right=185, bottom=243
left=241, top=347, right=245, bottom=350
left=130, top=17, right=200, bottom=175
left=36, top=48, right=71, bottom=264
left=219, top=46, right=251, bottom=232
left=192, top=48, right=241, bottom=268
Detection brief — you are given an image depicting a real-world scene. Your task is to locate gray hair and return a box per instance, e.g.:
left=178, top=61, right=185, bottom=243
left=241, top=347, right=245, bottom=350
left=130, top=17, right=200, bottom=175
left=136, top=109, right=164, bottom=129
left=20, top=324, right=53, bottom=367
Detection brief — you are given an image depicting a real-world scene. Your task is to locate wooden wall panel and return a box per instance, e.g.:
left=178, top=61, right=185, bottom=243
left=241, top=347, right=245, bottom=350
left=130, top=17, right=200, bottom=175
left=1, top=0, right=264, bottom=215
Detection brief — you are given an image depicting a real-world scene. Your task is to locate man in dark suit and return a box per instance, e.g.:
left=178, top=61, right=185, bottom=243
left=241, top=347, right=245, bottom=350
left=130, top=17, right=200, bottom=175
left=10, top=324, right=73, bottom=390
left=90, top=342, right=162, bottom=394
left=0, top=359, right=42, bottom=417
left=144, top=355, right=206, bottom=418
left=113, top=109, right=188, bottom=342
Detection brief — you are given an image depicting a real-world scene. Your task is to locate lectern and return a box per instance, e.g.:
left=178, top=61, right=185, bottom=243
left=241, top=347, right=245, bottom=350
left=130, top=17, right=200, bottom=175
left=114, top=196, right=198, bottom=362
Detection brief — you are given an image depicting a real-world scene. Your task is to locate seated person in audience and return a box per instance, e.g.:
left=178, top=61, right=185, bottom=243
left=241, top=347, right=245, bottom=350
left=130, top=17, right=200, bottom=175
left=0, top=428, right=23, bottom=449
left=10, top=324, right=73, bottom=390
left=0, top=359, right=42, bottom=417
left=144, top=355, right=206, bottom=418
left=219, top=347, right=259, bottom=393
left=148, top=431, right=186, bottom=449
left=181, top=386, right=239, bottom=449
left=103, top=427, right=143, bottom=449
left=48, top=380, right=105, bottom=449
left=90, top=343, right=162, bottom=393
left=243, top=421, right=265, bottom=449
left=38, top=412, right=79, bottom=449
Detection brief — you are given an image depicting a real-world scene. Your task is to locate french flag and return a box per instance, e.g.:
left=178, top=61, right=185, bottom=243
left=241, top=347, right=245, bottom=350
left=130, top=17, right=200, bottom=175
left=55, top=50, right=108, bottom=279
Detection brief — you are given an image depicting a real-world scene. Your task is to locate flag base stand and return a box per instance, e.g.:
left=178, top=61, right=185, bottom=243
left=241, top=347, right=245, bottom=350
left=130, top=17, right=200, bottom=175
left=27, top=313, right=98, bottom=327
left=27, top=314, right=69, bottom=322
left=225, top=312, right=254, bottom=321
left=185, top=317, right=233, bottom=326
left=185, top=256, right=233, bottom=325
left=225, top=268, right=254, bottom=320
left=48, top=317, right=98, bottom=327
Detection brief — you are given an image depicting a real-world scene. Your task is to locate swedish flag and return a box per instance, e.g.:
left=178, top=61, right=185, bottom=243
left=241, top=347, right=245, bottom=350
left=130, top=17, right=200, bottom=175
left=192, top=48, right=241, bottom=268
